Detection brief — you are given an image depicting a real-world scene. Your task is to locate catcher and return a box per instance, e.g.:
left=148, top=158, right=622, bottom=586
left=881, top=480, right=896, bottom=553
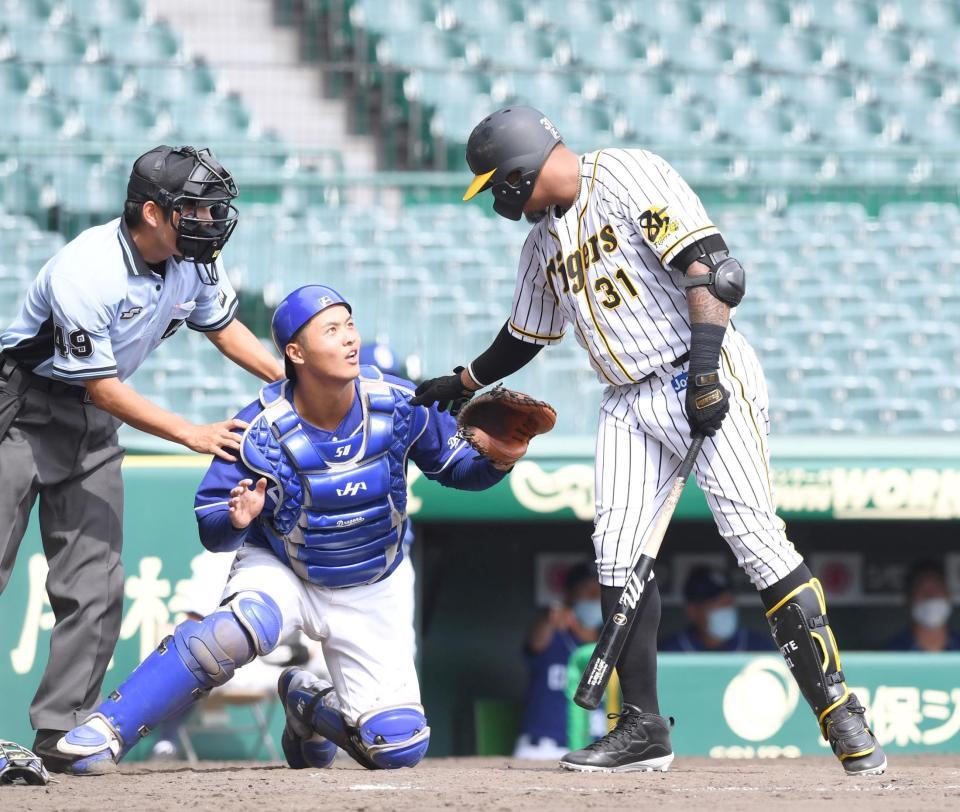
left=55, top=285, right=555, bottom=774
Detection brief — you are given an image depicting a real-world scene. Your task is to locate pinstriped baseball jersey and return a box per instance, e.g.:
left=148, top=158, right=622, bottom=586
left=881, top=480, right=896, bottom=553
left=507, top=148, right=720, bottom=385
left=0, top=217, right=238, bottom=384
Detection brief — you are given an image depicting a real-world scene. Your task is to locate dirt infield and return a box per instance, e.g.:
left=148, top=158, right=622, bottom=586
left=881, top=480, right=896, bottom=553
left=7, top=755, right=960, bottom=811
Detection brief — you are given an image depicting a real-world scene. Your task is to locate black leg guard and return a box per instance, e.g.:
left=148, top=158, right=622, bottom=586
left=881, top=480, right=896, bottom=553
left=763, top=566, right=886, bottom=775
left=764, top=573, right=845, bottom=733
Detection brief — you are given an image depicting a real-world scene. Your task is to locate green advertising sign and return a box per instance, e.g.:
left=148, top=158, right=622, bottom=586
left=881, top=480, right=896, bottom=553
left=568, top=648, right=960, bottom=757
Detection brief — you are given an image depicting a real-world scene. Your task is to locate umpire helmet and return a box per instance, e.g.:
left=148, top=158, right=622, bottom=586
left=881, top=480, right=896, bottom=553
left=463, top=106, right=563, bottom=221
left=0, top=741, right=49, bottom=786
left=127, top=145, right=239, bottom=282
left=271, top=285, right=352, bottom=380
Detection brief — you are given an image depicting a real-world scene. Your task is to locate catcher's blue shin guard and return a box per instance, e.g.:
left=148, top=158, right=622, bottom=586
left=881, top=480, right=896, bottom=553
left=278, top=668, right=337, bottom=769
left=281, top=667, right=429, bottom=770
left=57, top=591, right=282, bottom=771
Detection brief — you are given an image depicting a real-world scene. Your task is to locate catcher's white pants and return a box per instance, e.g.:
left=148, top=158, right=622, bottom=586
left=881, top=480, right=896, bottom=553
left=223, top=545, right=419, bottom=723
left=592, top=329, right=803, bottom=589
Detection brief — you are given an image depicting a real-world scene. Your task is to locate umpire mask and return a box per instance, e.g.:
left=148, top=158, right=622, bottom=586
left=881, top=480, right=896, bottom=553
left=128, top=146, right=239, bottom=284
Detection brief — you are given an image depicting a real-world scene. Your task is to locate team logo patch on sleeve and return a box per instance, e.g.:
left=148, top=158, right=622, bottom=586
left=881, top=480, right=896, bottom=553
left=639, top=205, right=680, bottom=246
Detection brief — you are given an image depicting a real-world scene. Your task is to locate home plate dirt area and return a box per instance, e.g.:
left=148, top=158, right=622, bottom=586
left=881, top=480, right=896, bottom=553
left=8, top=755, right=960, bottom=811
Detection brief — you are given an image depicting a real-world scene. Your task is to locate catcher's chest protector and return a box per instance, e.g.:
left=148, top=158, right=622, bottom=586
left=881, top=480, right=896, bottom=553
left=241, top=368, right=427, bottom=588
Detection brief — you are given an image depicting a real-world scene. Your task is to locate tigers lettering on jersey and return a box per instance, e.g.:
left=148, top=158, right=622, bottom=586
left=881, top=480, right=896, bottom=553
left=508, top=148, right=721, bottom=385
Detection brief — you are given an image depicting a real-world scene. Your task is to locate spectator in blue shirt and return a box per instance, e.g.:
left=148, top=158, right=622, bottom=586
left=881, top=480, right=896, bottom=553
left=514, top=562, right=602, bottom=759
left=660, top=565, right=771, bottom=653
left=887, top=560, right=960, bottom=652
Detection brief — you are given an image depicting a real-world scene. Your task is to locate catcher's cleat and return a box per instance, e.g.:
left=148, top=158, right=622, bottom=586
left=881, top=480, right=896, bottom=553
left=39, top=723, right=118, bottom=776
left=558, top=705, right=674, bottom=773
left=278, top=667, right=337, bottom=769
left=824, top=694, right=887, bottom=776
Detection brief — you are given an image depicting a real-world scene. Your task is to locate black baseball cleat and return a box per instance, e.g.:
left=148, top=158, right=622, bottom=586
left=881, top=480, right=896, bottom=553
left=824, top=693, right=887, bottom=776
left=559, top=705, right=674, bottom=773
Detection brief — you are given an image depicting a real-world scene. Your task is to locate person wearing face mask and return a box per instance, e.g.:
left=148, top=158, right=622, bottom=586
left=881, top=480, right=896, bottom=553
left=660, top=565, right=771, bottom=653
left=887, top=560, right=959, bottom=652
left=0, top=145, right=283, bottom=773
left=514, top=562, right=602, bottom=759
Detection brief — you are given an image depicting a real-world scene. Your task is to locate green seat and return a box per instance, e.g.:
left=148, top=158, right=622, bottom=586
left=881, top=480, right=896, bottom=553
left=61, top=0, right=144, bottom=25
left=0, top=61, right=34, bottom=97
left=8, top=23, right=87, bottom=61
left=640, top=0, right=703, bottom=33
left=748, top=29, right=823, bottom=72
left=839, top=31, right=912, bottom=73
left=0, top=96, right=64, bottom=140
left=81, top=97, right=156, bottom=140
left=573, top=28, right=647, bottom=71
left=504, top=70, right=581, bottom=110
left=0, top=0, right=53, bottom=24
left=796, top=0, right=879, bottom=30
left=97, top=21, right=179, bottom=64
left=661, top=30, right=737, bottom=72
left=712, top=0, right=790, bottom=30
left=134, top=61, right=217, bottom=103
left=353, top=0, right=430, bottom=32
left=466, top=25, right=557, bottom=68
left=449, top=0, right=524, bottom=29
left=377, top=28, right=466, bottom=69
left=875, top=0, right=959, bottom=32
left=46, top=62, right=123, bottom=102
left=829, top=103, right=888, bottom=145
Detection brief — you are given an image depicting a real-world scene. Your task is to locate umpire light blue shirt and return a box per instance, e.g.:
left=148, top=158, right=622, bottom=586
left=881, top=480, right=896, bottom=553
left=0, top=217, right=238, bottom=383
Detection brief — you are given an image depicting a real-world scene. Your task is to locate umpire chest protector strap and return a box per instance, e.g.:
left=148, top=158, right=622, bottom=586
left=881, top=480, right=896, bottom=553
left=240, top=367, right=428, bottom=588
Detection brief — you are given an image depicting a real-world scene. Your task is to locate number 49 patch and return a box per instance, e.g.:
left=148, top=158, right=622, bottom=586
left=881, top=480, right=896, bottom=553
left=53, top=323, right=93, bottom=358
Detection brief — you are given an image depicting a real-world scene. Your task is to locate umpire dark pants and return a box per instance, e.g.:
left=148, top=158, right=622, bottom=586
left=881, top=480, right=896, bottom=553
left=0, top=357, right=124, bottom=732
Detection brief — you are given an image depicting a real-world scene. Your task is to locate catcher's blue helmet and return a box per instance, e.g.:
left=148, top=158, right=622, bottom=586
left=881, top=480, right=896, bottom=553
left=271, top=285, right=352, bottom=380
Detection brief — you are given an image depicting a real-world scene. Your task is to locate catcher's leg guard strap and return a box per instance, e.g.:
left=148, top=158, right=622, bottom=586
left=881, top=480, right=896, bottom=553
left=763, top=566, right=847, bottom=737
left=66, top=591, right=282, bottom=757
left=289, top=683, right=429, bottom=770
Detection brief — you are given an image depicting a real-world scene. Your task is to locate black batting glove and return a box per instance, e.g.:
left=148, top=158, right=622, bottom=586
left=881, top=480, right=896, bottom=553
left=685, top=322, right=730, bottom=437
left=685, top=369, right=729, bottom=437
left=410, top=366, right=475, bottom=415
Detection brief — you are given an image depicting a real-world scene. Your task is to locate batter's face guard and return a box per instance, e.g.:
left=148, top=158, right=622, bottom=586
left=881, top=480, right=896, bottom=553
left=0, top=741, right=50, bottom=786
left=271, top=285, right=354, bottom=380
left=463, top=106, right=563, bottom=221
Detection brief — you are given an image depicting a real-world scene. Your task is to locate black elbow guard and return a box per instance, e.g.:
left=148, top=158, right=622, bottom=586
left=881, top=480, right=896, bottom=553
left=680, top=253, right=746, bottom=306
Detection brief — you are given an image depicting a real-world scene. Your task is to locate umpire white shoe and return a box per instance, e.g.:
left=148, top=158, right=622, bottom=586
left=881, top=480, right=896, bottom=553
left=559, top=705, right=674, bottom=773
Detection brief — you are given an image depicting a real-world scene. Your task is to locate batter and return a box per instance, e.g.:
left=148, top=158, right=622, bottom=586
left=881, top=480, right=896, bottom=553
left=411, top=106, right=886, bottom=776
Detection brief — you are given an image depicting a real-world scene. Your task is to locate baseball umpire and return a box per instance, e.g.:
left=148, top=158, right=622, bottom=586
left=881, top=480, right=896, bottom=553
left=410, top=107, right=886, bottom=775
left=0, top=145, right=283, bottom=773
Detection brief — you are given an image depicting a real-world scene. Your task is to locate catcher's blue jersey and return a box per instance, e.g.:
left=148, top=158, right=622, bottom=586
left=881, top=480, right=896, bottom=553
left=194, top=370, right=503, bottom=585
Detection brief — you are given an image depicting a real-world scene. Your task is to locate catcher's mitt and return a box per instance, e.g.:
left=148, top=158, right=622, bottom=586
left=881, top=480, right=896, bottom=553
left=456, top=385, right=557, bottom=468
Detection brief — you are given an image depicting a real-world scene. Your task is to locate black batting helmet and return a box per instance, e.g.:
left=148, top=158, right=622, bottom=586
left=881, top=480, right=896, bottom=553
left=463, top=106, right=563, bottom=221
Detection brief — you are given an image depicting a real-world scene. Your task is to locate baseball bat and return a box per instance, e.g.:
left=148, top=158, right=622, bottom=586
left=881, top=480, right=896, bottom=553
left=573, top=433, right=706, bottom=710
